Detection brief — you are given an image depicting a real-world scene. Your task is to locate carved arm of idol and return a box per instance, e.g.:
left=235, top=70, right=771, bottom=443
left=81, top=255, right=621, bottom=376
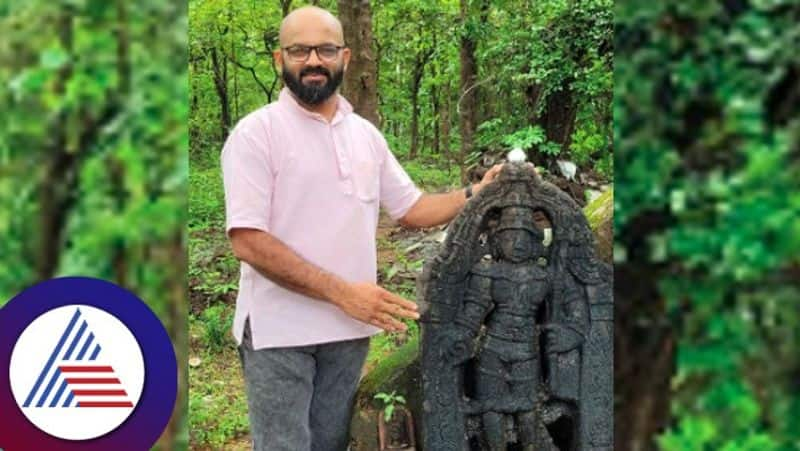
left=548, top=273, right=590, bottom=354
left=447, top=270, right=493, bottom=364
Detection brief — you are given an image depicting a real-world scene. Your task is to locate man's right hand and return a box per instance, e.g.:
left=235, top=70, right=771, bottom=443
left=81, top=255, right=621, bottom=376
left=332, top=282, right=420, bottom=332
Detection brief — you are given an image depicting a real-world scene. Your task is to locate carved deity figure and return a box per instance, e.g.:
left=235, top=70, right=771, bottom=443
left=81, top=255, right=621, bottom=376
left=442, top=205, right=587, bottom=450
left=419, top=162, right=612, bottom=451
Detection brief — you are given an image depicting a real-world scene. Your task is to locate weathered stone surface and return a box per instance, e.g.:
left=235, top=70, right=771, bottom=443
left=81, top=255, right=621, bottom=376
left=418, top=163, right=612, bottom=450
left=350, top=169, right=613, bottom=451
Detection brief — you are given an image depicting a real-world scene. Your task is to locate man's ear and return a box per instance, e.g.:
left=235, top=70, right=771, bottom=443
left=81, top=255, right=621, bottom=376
left=342, top=47, right=351, bottom=71
left=273, top=49, right=283, bottom=71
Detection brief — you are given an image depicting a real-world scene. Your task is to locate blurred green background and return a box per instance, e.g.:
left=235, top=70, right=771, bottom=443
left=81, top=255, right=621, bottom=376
left=0, top=0, right=188, bottom=449
left=616, top=1, right=800, bottom=450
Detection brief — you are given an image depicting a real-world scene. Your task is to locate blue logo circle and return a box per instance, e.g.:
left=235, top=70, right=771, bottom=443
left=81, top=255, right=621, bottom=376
left=0, top=277, right=177, bottom=450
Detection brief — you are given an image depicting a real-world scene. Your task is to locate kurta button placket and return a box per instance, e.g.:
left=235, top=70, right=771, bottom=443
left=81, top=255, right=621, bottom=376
left=330, top=122, right=353, bottom=195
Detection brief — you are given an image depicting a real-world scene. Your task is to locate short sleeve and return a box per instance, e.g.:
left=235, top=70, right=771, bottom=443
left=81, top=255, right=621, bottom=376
left=220, top=120, right=274, bottom=236
left=376, top=133, right=423, bottom=220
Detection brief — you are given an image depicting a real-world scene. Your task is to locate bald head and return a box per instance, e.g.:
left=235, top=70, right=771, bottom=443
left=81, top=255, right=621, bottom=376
left=274, top=6, right=350, bottom=108
left=279, top=6, right=344, bottom=48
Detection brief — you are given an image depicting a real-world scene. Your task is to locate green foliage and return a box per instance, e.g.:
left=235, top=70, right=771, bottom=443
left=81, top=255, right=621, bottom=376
left=475, top=118, right=507, bottom=149
left=198, top=304, right=233, bottom=353
left=188, top=388, right=249, bottom=448
left=481, top=0, right=613, bottom=172
left=476, top=121, right=563, bottom=159
left=373, top=390, right=406, bottom=422
left=401, top=160, right=461, bottom=190
left=538, top=141, right=562, bottom=157
left=617, top=0, right=800, bottom=448
left=189, top=167, right=225, bottom=230
left=188, top=0, right=611, bottom=178
left=195, top=270, right=238, bottom=297
left=570, top=120, right=608, bottom=165
left=503, top=125, right=546, bottom=150
left=2, top=1, right=188, bottom=447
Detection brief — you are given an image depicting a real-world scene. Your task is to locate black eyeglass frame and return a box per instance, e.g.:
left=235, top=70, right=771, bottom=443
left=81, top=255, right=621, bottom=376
left=281, top=44, right=346, bottom=62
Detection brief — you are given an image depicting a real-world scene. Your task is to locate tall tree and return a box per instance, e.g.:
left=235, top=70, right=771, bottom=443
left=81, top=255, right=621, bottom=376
left=458, top=0, right=480, bottom=183
left=209, top=46, right=231, bottom=142
left=409, top=45, right=433, bottom=159
left=37, top=1, right=128, bottom=280
left=440, top=80, right=451, bottom=157
left=338, top=0, right=380, bottom=126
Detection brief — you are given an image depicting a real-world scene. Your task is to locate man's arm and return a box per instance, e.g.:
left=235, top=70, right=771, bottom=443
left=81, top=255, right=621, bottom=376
left=399, top=164, right=503, bottom=229
left=229, top=228, right=419, bottom=332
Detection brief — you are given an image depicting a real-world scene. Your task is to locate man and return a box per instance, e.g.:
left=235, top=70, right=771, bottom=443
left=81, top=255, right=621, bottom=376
left=221, top=6, right=501, bottom=451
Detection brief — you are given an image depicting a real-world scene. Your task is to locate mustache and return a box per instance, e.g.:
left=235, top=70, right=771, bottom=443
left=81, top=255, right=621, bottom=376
left=300, top=66, right=331, bottom=78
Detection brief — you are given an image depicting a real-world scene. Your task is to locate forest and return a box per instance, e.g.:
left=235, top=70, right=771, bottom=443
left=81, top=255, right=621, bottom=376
left=188, top=0, right=612, bottom=449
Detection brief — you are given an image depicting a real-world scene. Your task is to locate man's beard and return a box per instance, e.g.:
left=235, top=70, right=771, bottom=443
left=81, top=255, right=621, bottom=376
left=282, top=65, right=344, bottom=106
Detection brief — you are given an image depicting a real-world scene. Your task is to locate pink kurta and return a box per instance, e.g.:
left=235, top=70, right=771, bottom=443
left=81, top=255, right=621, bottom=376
left=221, top=88, right=422, bottom=349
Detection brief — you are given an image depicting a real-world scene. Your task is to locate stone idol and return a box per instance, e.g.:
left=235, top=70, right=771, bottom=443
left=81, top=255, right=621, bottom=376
left=418, top=158, right=612, bottom=451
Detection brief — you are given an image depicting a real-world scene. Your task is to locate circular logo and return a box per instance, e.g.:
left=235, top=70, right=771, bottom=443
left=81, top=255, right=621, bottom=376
left=0, top=277, right=177, bottom=451
left=9, top=305, right=145, bottom=440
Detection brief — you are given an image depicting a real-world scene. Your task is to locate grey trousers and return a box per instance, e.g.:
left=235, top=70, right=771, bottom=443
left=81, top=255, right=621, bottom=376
left=238, top=319, right=370, bottom=451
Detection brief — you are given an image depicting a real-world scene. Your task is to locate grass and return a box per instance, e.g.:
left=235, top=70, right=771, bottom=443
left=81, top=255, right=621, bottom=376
left=188, top=170, right=247, bottom=448
left=402, top=158, right=462, bottom=191
left=188, top=309, right=250, bottom=448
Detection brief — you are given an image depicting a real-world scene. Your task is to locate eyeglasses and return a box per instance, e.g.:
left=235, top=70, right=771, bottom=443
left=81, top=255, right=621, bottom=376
left=282, top=44, right=344, bottom=63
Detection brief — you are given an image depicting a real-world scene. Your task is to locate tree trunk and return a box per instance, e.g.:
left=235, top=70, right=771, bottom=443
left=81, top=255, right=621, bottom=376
left=338, top=0, right=380, bottom=126
left=541, top=81, right=577, bottom=148
left=410, top=92, right=420, bottom=159
left=409, top=49, right=432, bottom=159
left=525, top=81, right=543, bottom=125
left=432, top=83, right=440, bottom=156
left=231, top=30, right=239, bottom=119
left=109, top=0, right=131, bottom=288
left=476, top=0, right=491, bottom=125
left=37, top=7, right=73, bottom=280
left=615, top=213, right=675, bottom=451
left=280, top=0, right=292, bottom=17
left=441, top=81, right=451, bottom=158
left=458, top=0, right=479, bottom=184
left=210, top=47, right=231, bottom=142
left=524, top=79, right=576, bottom=167
left=38, top=3, right=125, bottom=280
